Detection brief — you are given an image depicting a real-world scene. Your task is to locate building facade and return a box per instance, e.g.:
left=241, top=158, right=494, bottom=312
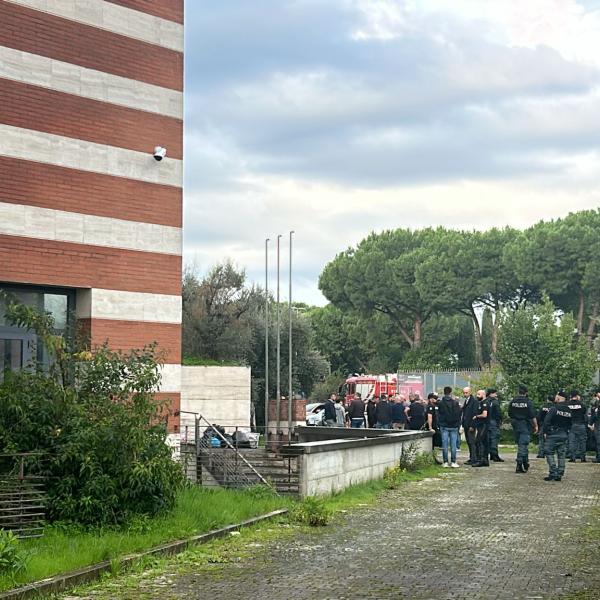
left=0, top=0, right=184, bottom=432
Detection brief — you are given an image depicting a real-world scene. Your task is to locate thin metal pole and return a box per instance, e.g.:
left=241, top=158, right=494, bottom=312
left=264, top=238, right=270, bottom=443
left=288, top=230, right=294, bottom=442
left=276, top=234, right=282, bottom=437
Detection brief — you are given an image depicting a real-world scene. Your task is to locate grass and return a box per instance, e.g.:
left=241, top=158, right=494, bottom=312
left=182, top=356, right=243, bottom=367
left=0, top=460, right=446, bottom=593
left=0, top=485, right=290, bottom=592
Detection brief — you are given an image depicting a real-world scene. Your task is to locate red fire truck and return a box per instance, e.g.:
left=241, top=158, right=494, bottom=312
left=340, top=374, right=424, bottom=404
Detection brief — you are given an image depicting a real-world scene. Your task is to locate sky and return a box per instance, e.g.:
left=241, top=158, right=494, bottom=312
left=183, top=0, right=600, bottom=306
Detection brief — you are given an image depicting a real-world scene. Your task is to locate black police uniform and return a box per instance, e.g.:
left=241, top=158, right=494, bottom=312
left=488, top=396, right=503, bottom=461
left=567, top=397, right=587, bottom=461
left=427, top=402, right=441, bottom=447
left=508, top=395, right=536, bottom=472
left=544, top=401, right=572, bottom=481
left=536, top=400, right=554, bottom=458
left=472, top=397, right=490, bottom=466
left=591, top=403, right=600, bottom=463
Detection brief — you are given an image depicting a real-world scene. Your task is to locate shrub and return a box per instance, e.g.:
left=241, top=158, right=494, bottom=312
left=292, top=496, right=330, bottom=527
left=0, top=299, right=184, bottom=526
left=0, top=530, right=28, bottom=575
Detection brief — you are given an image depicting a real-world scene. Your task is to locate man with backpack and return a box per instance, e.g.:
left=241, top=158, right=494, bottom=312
left=438, top=386, right=462, bottom=468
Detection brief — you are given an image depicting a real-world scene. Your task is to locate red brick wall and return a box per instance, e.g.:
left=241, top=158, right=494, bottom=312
left=0, top=1, right=183, bottom=90
left=79, top=318, right=182, bottom=363
left=0, top=157, right=182, bottom=228
left=0, top=79, right=182, bottom=158
left=0, top=236, right=182, bottom=296
left=104, top=0, right=184, bottom=23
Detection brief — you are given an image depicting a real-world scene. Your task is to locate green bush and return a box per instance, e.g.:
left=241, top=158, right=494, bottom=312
left=0, top=299, right=184, bottom=526
left=292, top=496, right=330, bottom=527
left=0, top=530, right=28, bottom=575
left=384, top=447, right=436, bottom=489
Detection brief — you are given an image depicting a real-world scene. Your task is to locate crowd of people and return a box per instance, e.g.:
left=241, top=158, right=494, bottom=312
left=321, top=386, right=600, bottom=481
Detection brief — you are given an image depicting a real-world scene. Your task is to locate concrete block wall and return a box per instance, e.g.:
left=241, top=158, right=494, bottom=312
left=180, top=366, right=251, bottom=435
left=290, top=432, right=432, bottom=497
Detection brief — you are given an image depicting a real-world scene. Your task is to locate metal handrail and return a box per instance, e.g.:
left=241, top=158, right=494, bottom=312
left=178, top=410, right=269, bottom=487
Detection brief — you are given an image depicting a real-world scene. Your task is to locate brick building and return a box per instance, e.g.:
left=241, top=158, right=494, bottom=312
left=0, top=0, right=184, bottom=433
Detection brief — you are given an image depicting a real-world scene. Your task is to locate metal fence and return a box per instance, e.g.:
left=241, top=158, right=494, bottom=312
left=0, top=453, right=46, bottom=538
left=398, top=370, right=484, bottom=396
left=177, top=413, right=300, bottom=495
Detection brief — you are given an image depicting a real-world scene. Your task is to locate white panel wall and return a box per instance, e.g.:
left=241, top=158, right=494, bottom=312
left=0, top=124, right=182, bottom=187
left=0, top=203, right=181, bottom=254
left=0, top=47, right=182, bottom=118
left=181, top=366, right=251, bottom=432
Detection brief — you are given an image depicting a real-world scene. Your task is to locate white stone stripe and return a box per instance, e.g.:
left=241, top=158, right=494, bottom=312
left=75, top=288, right=182, bottom=325
left=0, top=46, right=182, bottom=119
left=0, top=202, right=182, bottom=255
left=0, top=124, right=182, bottom=187
left=5, top=0, right=183, bottom=52
left=158, top=364, right=181, bottom=393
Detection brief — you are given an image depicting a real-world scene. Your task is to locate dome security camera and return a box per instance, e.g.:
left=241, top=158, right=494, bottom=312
left=153, top=146, right=167, bottom=161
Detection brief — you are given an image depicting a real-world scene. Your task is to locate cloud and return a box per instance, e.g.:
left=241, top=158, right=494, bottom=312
left=184, top=1, right=600, bottom=304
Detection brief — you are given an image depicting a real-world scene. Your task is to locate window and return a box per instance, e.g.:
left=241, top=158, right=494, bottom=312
left=0, top=283, right=75, bottom=377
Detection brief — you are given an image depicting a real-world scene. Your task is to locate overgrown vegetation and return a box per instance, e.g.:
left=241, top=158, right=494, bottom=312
left=0, top=297, right=184, bottom=526
left=0, top=486, right=291, bottom=591
left=291, top=496, right=330, bottom=527
left=384, top=446, right=437, bottom=489
left=0, top=530, right=28, bottom=577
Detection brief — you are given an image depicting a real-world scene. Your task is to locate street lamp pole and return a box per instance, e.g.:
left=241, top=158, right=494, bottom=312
left=276, top=234, right=282, bottom=438
left=264, top=238, right=270, bottom=442
left=288, top=230, right=294, bottom=443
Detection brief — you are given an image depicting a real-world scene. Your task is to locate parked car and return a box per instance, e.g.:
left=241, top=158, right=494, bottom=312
left=305, top=402, right=326, bottom=426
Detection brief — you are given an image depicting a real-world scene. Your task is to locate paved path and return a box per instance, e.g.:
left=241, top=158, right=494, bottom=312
left=67, top=454, right=600, bottom=600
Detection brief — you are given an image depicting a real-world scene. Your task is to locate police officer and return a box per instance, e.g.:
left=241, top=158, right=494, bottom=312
left=508, top=385, right=538, bottom=473
left=567, top=390, right=588, bottom=462
left=536, top=395, right=555, bottom=458
left=589, top=389, right=600, bottom=463
left=488, top=390, right=504, bottom=462
left=471, top=388, right=491, bottom=467
left=543, top=391, right=572, bottom=481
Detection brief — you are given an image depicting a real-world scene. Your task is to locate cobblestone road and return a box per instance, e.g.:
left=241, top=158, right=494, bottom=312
left=67, top=453, right=600, bottom=600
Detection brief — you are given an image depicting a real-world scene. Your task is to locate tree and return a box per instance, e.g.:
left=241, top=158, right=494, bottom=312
left=506, top=210, right=600, bottom=343
left=308, top=304, right=371, bottom=374
left=415, top=227, right=529, bottom=367
left=496, top=296, right=598, bottom=405
left=481, top=307, right=493, bottom=366
left=182, top=263, right=329, bottom=426
left=319, top=229, right=441, bottom=349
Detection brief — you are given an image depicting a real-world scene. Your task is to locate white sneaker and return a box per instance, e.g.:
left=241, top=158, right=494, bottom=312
left=451, top=462, right=460, bottom=468
left=442, top=462, right=449, bottom=468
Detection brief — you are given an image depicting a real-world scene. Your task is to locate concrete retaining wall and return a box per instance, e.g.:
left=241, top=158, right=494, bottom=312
left=283, top=431, right=432, bottom=497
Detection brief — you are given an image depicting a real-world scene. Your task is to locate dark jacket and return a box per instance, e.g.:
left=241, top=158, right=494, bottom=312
left=408, top=401, right=426, bottom=430
left=462, top=395, right=478, bottom=428
left=537, top=401, right=554, bottom=431
left=566, top=399, right=587, bottom=425
left=323, top=399, right=336, bottom=421
left=488, top=397, right=503, bottom=423
left=545, top=402, right=572, bottom=432
left=366, top=400, right=377, bottom=427
left=437, top=396, right=461, bottom=428
left=348, top=398, right=366, bottom=420
left=392, top=401, right=407, bottom=422
left=375, top=400, right=393, bottom=425
left=508, top=396, right=535, bottom=421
